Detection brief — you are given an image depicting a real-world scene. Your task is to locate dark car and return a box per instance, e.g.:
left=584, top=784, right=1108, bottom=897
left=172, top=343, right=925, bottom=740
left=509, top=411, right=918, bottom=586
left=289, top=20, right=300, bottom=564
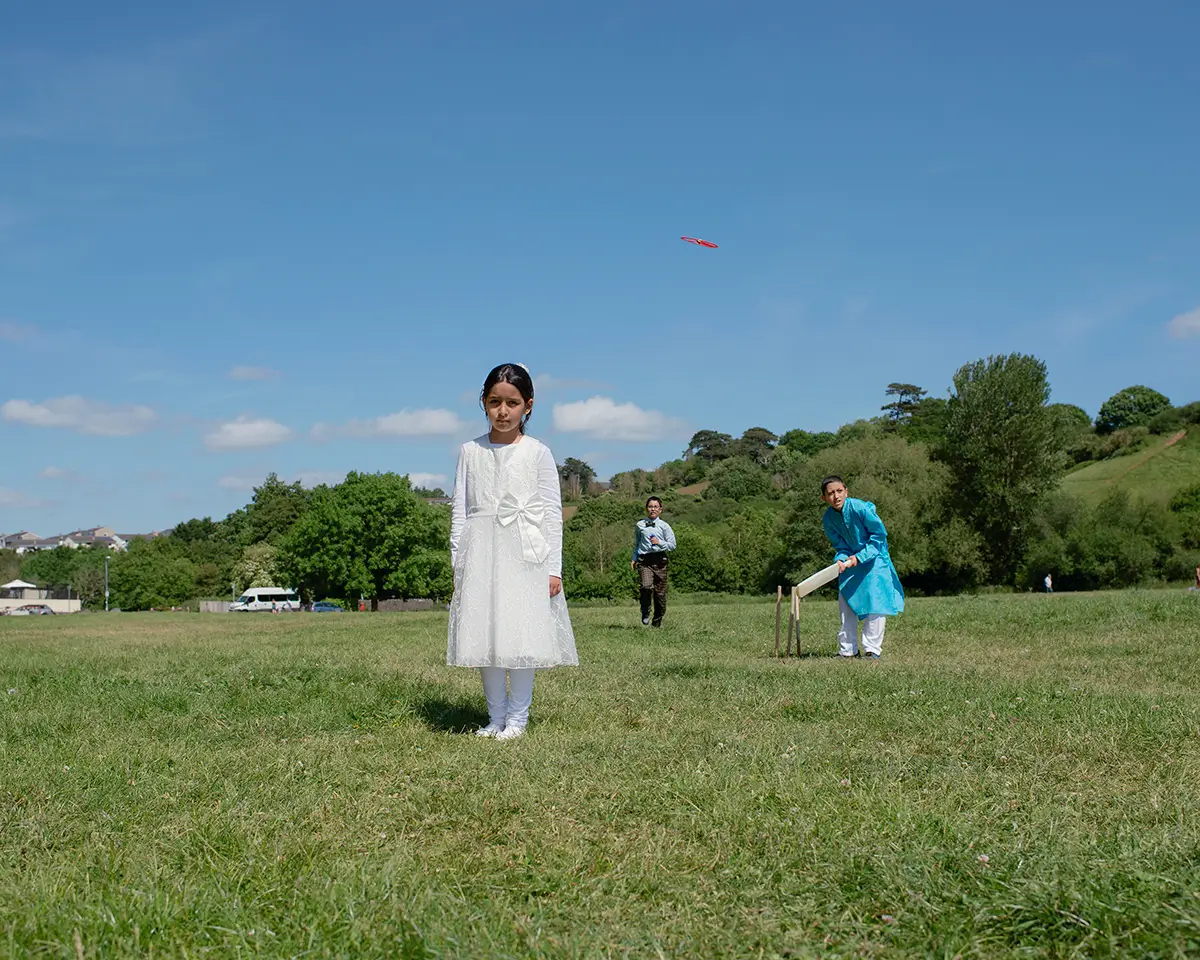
left=311, top=601, right=343, bottom=613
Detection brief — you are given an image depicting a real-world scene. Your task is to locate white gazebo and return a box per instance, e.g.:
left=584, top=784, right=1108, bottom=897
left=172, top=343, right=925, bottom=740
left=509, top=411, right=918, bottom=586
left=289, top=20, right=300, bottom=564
left=1, top=579, right=40, bottom=599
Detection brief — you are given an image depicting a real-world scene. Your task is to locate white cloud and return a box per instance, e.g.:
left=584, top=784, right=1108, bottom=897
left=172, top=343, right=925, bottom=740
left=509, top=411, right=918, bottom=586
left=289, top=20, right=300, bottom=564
left=219, top=470, right=347, bottom=492
left=228, top=365, right=282, bottom=382
left=409, top=472, right=447, bottom=490
left=311, top=408, right=468, bottom=441
left=552, top=396, right=687, bottom=442
left=204, top=417, right=295, bottom=451
left=38, top=465, right=83, bottom=482
left=533, top=373, right=603, bottom=393
left=1, top=396, right=158, bottom=436
left=1167, top=306, right=1200, bottom=340
left=217, top=475, right=259, bottom=491
left=293, top=470, right=346, bottom=488
left=0, top=320, right=37, bottom=343
left=0, top=486, right=49, bottom=508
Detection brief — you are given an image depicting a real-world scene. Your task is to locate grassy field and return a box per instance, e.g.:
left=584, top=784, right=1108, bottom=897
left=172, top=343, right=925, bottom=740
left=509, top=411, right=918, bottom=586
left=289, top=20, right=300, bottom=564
left=1061, top=426, right=1199, bottom=505
left=3, top=593, right=1199, bottom=958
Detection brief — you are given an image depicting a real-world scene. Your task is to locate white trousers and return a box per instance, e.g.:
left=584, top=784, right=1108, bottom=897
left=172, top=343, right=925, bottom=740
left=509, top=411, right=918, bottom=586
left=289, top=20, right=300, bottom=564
left=480, top=667, right=536, bottom=729
left=838, top=593, right=886, bottom=657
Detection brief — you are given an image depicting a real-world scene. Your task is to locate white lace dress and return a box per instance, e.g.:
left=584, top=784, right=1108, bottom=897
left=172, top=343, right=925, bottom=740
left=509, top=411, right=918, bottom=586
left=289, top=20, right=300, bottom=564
left=446, top=434, right=578, bottom=669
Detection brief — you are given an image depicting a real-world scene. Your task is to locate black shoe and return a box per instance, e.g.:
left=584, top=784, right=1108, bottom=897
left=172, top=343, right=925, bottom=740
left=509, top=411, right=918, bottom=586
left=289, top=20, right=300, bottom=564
left=642, top=616, right=650, bottom=625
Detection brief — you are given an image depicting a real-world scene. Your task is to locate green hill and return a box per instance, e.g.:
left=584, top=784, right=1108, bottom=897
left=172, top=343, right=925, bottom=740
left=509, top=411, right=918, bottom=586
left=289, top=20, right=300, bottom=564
left=1060, top=426, right=1200, bottom=505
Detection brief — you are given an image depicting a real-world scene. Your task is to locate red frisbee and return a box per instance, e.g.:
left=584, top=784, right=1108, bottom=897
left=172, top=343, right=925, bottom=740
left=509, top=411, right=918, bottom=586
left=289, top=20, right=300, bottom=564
left=681, top=236, right=718, bottom=249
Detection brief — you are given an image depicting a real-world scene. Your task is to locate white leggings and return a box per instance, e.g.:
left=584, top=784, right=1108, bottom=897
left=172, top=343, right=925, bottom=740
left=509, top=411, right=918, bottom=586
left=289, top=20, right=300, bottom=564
left=480, top=668, right=536, bottom=729
left=838, top=593, right=886, bottom=657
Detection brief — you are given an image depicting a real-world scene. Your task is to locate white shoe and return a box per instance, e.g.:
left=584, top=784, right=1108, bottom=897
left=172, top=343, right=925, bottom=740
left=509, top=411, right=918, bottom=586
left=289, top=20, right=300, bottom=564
left=495, top=725, right=525, bottom=741
left=475, top=723, right=504, bottom=738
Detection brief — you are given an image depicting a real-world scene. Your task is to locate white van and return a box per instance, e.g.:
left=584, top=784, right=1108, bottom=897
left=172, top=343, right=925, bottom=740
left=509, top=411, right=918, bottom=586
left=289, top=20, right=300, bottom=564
left=230, top=587, right=300, bottom=612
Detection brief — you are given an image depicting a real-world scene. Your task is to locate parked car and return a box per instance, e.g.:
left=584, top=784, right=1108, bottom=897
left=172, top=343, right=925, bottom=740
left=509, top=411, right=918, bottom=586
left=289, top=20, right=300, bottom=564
left=9, top=604, right=56, bottom=616
left=311, top=601, right=343, bottom=613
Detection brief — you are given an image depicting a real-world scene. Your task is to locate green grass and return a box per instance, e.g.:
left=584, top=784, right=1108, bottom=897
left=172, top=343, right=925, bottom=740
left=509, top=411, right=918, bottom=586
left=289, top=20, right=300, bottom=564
left=1061, top=426, right=1200, bottom=505
left=3, top=593, right=1200, bottom=958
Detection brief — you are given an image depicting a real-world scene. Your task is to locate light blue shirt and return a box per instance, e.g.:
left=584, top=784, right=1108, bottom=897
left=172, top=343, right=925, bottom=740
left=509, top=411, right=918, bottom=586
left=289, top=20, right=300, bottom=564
left=821, top=497, right=905, bottom=618
left=632, top=517, right=676, bottom=562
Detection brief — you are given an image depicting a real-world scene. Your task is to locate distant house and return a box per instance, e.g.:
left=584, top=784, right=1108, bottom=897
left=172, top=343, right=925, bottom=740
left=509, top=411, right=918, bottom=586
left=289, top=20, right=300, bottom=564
left=3, top=525, right=167, bottom=555
left=0, top=531, right=40, bottom=551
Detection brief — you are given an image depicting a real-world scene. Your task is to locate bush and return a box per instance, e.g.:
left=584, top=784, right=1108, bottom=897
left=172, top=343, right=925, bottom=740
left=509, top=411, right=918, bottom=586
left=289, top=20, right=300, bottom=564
left=1147, top=406, right=1187, bottom=435
left=705, top=457, right=771, bottom=501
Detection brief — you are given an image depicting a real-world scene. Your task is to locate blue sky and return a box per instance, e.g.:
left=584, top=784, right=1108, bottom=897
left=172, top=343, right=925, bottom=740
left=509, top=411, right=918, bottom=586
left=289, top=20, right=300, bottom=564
left=2, top=1, right=1199, bottom=535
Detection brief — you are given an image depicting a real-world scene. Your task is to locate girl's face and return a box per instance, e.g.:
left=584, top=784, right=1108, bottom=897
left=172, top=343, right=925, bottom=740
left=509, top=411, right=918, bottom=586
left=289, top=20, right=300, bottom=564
left=484, top=381, right=532, bottom=439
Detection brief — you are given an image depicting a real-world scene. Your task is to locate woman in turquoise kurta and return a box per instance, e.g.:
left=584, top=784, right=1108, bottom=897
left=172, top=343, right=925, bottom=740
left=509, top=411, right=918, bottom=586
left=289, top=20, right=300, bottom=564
left=820, top=476, right=904, bottom=659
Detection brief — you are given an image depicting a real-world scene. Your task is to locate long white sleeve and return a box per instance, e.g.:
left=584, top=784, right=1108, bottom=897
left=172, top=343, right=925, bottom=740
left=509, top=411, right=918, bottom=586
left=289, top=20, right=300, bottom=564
left=449, top=444, right=468, bottom=570
left=536, top=444, right=564, bottom=578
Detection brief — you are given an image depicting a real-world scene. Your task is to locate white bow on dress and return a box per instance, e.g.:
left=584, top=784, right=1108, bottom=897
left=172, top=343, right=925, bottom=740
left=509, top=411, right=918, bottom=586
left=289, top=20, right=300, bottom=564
left=496, top=491, right=551, bottom=564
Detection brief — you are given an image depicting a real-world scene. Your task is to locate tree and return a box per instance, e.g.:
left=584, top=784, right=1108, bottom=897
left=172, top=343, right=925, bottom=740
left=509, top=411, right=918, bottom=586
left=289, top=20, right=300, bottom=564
left=608, top=468, right=656, bottom=499
left=718, top=509, right=785, bottom=593
left=1095, top=386, right=1171, bottom=434
left=1048, top=403, right=1092, bottom=436
left=777, top=429, right=838, bottom=458
left=277, top=472, right=452, bottom=608
left=564, top=497, right=644, bottom=577
left=170, top=517, right=221, bottom=543
left=779, top=435, right=987, bottom=595
left=902, top=397, right=950, bottom=447
left=0, top=549, right=19, bottom=584
left=242, top=473, right=311, bottom=545
left=558, top=458, right=596, bottom=500
left=682, top=430, right=734, bottom=462
left=733, top=427, right=778, bottom=466
left=943, top=353, right=1063, bottom=583
left=234, top=543, right=281, bottom=589
left=706, top=457, right=771, bottom=501
left=881, top=383, right=928, bottom=424
left=109, top=539, right=197, bottom=610
left=20, top=546, right=78, bottom=587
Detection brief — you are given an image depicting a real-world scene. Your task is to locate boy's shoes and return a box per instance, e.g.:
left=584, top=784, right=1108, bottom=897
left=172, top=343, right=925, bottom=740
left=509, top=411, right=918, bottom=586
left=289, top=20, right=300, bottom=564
left=865, top=653, right=881, bottom=660
left=642, top=616, right=651, bottom=625
left=838, top=654, right=857, bottom=659
left=496, top=725, right=525, bottom=741
left=475, top=723, right=505, bottom=738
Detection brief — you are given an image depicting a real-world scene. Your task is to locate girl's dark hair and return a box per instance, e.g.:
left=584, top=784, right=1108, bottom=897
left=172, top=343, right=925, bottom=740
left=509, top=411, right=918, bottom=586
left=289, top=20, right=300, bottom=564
left=820, top=475, right=845, bottom=494
left=646, top=496, right=662, bottom=508
left=480, top=363, right=535, bottom=433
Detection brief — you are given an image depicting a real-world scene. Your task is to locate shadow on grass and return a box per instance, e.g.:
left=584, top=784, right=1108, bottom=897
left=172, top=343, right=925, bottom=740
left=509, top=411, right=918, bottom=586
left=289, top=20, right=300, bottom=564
left=414, top=695, right=489, bottom=734
left=763, top=651, right=831, bottom=662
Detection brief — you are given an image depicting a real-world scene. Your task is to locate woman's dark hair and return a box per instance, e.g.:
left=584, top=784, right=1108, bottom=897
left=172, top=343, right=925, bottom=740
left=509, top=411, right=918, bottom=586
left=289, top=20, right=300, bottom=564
left=646, top=496, right=662, bottom=508
left=480, top=363, right=535, bottom=432
left=820, top=475, right=845, bottom=494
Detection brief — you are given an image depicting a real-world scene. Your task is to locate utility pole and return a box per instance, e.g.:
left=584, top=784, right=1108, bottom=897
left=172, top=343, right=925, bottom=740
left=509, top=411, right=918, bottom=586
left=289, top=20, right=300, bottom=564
left=104, top=555, right=110, bottom=612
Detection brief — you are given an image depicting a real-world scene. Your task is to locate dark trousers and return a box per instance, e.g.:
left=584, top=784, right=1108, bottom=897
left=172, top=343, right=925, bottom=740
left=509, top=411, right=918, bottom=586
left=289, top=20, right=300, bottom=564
left=637, top=554, right=669, bottom=626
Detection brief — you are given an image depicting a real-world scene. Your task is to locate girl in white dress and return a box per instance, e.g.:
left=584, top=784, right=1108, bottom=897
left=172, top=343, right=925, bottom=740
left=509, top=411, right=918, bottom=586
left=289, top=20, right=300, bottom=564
left=447, top=363, right=578, bottom=740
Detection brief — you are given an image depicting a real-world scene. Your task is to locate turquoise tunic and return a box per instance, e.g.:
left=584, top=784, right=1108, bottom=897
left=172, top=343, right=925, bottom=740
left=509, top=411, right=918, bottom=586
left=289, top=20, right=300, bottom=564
left=821, top=498, right=905, bottom=618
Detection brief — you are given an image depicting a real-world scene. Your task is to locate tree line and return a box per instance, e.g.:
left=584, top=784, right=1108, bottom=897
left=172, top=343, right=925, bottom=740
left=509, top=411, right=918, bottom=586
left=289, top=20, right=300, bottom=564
left=6, top=354, right=1198, bottom=609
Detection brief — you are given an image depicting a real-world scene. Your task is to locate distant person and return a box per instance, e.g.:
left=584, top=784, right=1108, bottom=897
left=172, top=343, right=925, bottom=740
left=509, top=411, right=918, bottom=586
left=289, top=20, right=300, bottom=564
left=1192, top=566, right=1200, bottom=592
left=447, top=363, right=578, bottom=741
left=1044, top=573, right=1053, bottom=594
left=820, top=476, right=904, bottom=660
left=631, top=496, right=676, bottom=627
